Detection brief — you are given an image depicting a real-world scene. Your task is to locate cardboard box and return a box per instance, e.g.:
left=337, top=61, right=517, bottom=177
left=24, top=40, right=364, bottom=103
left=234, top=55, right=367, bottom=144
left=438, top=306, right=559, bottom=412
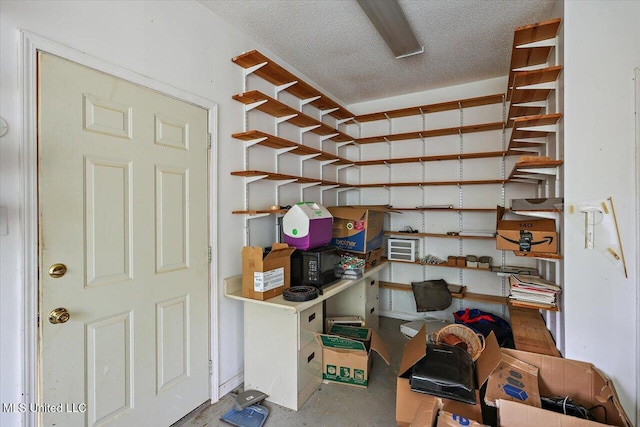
left=397, top=325, right=633, bottom=427
left=437, top=410, right=488, bottom=427
left=317, top=326, right=390, bottom=388
left=241, top=242, right=295, bottom=300
left=495, top=206, right=558, bottom=253
left=328, top=205, right=395, bottom=253
left=343, top=247, right=384, bottom=269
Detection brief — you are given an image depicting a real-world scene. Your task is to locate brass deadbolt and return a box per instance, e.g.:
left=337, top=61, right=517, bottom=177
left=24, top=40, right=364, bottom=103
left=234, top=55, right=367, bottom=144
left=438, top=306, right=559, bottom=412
left=48, top=263, right=67, bottom=278
left=49, top=307, right=70, bottom=324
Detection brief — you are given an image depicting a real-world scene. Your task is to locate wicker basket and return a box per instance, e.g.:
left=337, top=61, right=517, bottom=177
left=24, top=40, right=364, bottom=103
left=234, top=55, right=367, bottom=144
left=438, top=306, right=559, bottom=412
left=435, top=324, right=485, bottom=362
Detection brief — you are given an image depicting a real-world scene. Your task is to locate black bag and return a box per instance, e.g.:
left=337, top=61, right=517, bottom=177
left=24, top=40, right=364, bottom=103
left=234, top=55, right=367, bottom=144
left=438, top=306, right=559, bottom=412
left=411, top=279, right=452, bottom=312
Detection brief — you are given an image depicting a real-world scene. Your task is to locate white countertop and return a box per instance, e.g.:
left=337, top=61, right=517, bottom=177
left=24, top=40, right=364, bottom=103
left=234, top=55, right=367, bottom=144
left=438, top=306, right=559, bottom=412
left=223, top=262, right=387, bottom=313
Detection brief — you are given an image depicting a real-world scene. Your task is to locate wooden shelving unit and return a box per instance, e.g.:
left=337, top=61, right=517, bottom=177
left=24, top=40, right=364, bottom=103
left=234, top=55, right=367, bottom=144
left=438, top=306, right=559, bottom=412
left=506, top=18, right=562, bottom=102
left=232, top=90, right=353, bottom=143
left=385, top=258, right=492, bottom=272
left=232, top=130, right=353, bottom=165
left=232, top=50, right=355, bottom=122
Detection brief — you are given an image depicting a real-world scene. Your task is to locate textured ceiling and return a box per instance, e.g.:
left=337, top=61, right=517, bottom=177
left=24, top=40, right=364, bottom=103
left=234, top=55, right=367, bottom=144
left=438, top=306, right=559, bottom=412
left=199, top=0, right=557, bottom=105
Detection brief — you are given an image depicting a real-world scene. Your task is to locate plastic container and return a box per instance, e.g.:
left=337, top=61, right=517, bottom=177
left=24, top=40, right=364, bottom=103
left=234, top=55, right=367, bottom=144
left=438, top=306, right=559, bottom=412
left=283, top=202, right=333, bottom=250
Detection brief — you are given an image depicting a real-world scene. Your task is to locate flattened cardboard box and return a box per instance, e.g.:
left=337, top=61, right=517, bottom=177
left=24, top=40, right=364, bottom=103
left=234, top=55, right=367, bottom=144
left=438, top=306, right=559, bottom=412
left=317, top=326, right=390, bottom=388
left=241, top=243, right=295, bottom=300
left=495, top=206, right=558, bottom=253
left=328, top=205, right=397, bottom=253
left=397, top=325, right=632, bottom=427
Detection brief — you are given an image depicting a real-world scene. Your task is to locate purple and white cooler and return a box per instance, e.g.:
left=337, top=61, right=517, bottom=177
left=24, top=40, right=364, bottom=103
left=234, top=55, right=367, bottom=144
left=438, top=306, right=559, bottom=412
left=283, top=202, right=333, bottom=250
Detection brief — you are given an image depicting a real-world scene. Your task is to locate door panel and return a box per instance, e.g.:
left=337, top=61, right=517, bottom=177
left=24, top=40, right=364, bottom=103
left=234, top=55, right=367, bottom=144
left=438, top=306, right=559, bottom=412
left=39, top=52, right=210, bottom=426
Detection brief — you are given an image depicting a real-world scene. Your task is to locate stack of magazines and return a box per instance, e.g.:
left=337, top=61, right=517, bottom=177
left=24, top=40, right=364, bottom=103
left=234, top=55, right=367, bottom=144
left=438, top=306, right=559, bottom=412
left=508, top=274, right=561, bottom=309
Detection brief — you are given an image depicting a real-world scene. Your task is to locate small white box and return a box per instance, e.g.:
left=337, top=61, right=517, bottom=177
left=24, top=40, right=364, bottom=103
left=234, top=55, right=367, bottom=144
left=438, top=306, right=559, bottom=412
left=387, top=238, right=419, bottom=262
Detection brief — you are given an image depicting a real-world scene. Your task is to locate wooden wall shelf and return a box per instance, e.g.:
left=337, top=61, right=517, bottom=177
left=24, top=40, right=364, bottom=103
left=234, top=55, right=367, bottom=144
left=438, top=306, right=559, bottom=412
left=509, top=159, right=563, bottom=182
left=384, top=231, right=495, bottom=240
left=379, top=281, right=508, bottom=306
left=507, top=66, right=563, bottom=122
left=355, top=121, right=504, bottom=145
left=354, top=150, right=524, bottom=167
left=356, top=179, right=508, bottom=188
left=231, top=170, right=347, bottom=187
left=509, top=113, right=562, bottom=150
left=232, top=50, right=355, bottom=121
left=386, top=259, right=492, bottom=271
left=232, top=130, right=352, bottom=165
left=391, top=207, right=497, bottom=212
left=353, top=93, right=504, bottom=123
left=232, top=91, right=353, bottom=143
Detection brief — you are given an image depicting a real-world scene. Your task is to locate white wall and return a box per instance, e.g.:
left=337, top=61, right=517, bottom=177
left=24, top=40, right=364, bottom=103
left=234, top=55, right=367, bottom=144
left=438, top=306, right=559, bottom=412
left=0, top=1, right=310, bottom=424
left=563, top=1, right=639, bottom=423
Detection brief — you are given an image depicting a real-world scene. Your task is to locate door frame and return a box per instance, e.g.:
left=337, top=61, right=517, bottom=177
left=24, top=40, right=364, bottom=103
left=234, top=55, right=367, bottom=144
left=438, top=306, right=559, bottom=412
left=19, top=30, right=220, bottom=426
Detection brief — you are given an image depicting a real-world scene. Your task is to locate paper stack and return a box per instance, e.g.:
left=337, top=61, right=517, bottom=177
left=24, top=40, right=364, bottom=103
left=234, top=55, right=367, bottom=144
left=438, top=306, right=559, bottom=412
left=508, top=274, right=561, bottom=309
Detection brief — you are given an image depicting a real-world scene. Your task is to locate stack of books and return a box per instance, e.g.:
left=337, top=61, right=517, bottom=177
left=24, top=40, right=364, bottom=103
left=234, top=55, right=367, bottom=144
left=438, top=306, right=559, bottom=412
left=508, top=274, right=561, bottom=309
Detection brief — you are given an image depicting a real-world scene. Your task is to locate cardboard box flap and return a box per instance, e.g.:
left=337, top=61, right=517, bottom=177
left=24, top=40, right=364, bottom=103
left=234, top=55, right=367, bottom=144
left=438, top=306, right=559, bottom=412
left=327, top=324, right=372, bottom=342
left=242, top=245, right=265, bottom=261
left=485, top=352, right=541, bottom=408
left=317, top=333, right=367, bottom=354
left=593, top=367, right=634, bottom=427
left=497, top=399, right=606, bottom=427
left=475, top=331, right=502, bottom=386
left=264, top=244, right=296, bottom=260
left=399, top=324, right=428, bottom=378
left=370, top=329, right=391, bottom=365
left=410, top=397, right=440, bottom=427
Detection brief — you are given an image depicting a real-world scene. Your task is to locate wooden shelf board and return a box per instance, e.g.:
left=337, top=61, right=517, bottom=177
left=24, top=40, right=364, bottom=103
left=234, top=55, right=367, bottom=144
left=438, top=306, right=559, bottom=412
left=509, top=46, right=553, bottom=71
left=354, top=93, right=504, bottom=123
left=356, top=179, right=507, bottom=188
left=511, top=66, right=562, bottom=90
left=392, top=207, right=497, bottom=212
left=355, top=121, right=504, bottom=145
left=231, top=50, right=354, bottom=120
left=384, top=231, right=495, bottom=240
left=514, top=251, right=563, bottom=260
left=510, top=87, right=554, bottom=104
left=232, top=130, right=351, bottom=165
left=354, top=150, right=523, bottom=166
left=231, top=169, right=346, bottom=187
left=508, top=305, right=562, bottom=356
left=386, top=259, right=493, bottom=271
left=232, top=91, right=353, bottom=142
left=512, top=113, right=563, bottom=128
left=509, top=160, right=563, bottom=180
left=507, top=105, right=546, bottom=125
left=378, top=281, right=506, bottom=305
left=232, top=208, right=288, bottom=215
left=513, top=18, right=562, bottom=48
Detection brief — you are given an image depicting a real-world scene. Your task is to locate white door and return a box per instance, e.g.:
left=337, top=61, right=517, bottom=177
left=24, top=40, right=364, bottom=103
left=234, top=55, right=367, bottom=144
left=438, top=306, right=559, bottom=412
left=38, top=53, right=210, bottom=426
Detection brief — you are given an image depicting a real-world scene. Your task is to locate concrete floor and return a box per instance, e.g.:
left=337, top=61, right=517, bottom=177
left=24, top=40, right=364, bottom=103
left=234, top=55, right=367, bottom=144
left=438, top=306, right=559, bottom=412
left=178, top=316, right=408, bottom=427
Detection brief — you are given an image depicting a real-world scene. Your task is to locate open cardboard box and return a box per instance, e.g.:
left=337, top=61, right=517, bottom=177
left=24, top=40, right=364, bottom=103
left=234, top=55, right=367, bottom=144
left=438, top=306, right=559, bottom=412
left=328, top=205, right=397, bottom=253
left=241, top=242, right=295, bottom=300
left=317, top=325, right=390, bottom=388
left=397, top=325, right=632, bottom=427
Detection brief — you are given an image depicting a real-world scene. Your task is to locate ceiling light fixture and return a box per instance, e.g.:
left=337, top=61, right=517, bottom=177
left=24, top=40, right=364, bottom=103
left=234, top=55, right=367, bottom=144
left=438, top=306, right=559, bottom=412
left=357, top=0, right=424, bottom=59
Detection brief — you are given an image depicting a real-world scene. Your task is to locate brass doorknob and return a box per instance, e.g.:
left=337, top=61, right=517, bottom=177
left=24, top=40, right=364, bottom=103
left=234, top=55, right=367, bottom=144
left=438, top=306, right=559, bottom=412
left=48, top=263, right=67, bottom=278
left=49, top=307, right=70, bottom=324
